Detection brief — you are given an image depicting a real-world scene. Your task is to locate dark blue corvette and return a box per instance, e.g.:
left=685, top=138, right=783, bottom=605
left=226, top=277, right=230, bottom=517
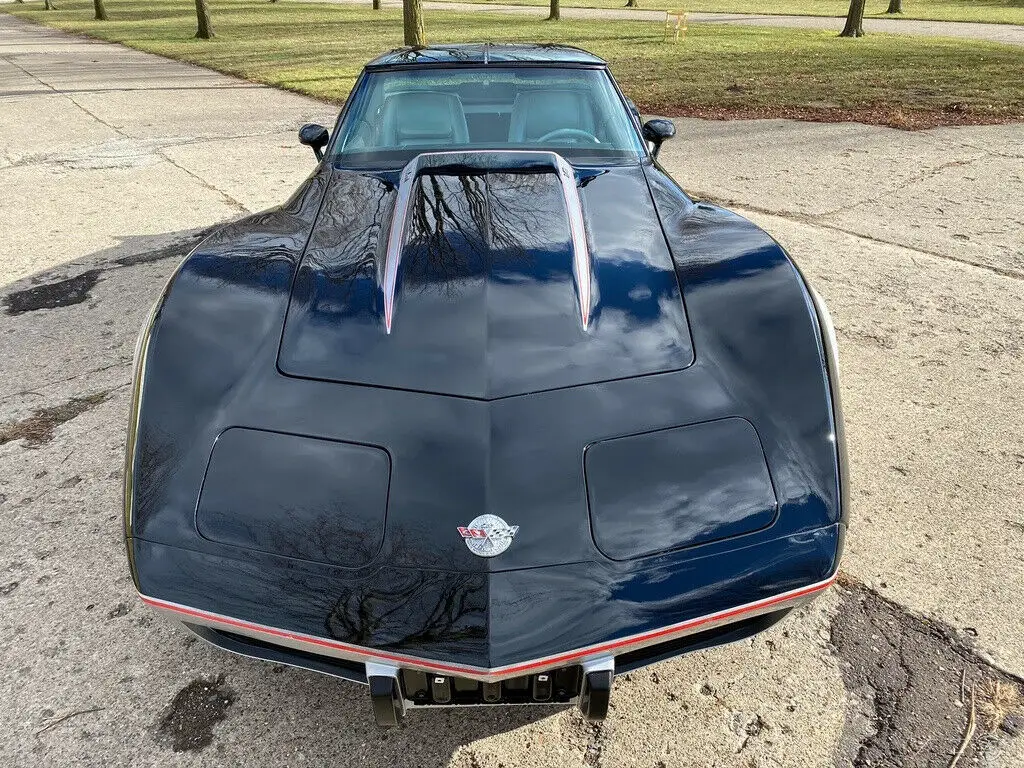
left=124, top=44, right=847, bottom=726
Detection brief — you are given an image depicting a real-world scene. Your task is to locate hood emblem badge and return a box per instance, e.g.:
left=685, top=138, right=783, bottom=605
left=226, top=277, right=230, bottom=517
left=458, top=514, right=519, bottom=558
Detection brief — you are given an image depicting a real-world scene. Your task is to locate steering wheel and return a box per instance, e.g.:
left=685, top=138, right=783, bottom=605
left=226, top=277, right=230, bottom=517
left=537, top=128, right=601, bottom=145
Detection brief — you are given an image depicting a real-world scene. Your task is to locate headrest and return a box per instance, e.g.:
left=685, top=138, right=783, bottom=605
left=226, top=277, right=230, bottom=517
left=379, top=91, right=470, bottom=147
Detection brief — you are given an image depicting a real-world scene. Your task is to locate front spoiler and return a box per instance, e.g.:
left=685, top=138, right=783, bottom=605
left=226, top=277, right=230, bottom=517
left=131, top=521, right=842, bottom=683
left=140, top=573, right=835, bottom=684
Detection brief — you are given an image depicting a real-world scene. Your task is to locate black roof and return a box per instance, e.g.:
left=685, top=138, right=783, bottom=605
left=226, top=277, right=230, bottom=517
left=364, top=44, right=606, bottom=69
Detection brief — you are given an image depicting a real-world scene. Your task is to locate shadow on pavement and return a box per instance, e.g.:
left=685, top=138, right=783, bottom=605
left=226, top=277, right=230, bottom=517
left=0, top=223, right=567, bottom=764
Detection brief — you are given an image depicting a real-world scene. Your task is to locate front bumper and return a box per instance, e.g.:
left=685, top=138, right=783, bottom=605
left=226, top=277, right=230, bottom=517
left=132, top=522, right=841, bottom=718
left=133, top=521, right=840, bottom=724
left=142, top=572, right=832, bottom=683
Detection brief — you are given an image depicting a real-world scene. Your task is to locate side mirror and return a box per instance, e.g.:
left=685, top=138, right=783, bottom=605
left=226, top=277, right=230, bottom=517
left=641, top=119, right=676, bottom=159
left=299, top=123, right=330, bottom=160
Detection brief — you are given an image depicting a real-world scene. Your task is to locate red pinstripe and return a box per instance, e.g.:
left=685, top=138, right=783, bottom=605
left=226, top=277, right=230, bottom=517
left=139, top=574, right=835, bottom=678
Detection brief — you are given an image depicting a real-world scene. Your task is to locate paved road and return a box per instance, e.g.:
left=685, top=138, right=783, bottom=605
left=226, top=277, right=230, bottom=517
left=2, top=14, right=1023, bottom=768
left=318, top=0, right=1024, bottom=46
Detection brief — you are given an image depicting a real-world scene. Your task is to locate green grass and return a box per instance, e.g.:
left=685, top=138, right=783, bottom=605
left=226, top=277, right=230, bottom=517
left=433, top=0, right=1024, bottom=26
left=6, top=0, right=1024, bottom=125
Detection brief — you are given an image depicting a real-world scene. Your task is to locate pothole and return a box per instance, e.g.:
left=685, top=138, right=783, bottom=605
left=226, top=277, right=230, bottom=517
left=153, top=674, right=236, bottom=753
left=831, top=579, right=1023, bottom=767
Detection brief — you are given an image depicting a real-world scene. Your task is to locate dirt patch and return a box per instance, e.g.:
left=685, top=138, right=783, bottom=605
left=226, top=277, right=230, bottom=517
left=154, top=675, right=236, bottom=753
left=0, top=391, right=109, bottom=448
left=3, top=269, right=102, bottom=315
left=639, top=102, right=1024, bottom=130
left=831, top=579, right=1023, bottom=767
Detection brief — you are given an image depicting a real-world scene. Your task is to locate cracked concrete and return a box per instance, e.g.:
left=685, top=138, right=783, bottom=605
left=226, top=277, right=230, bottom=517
left=662, top=118, right=1024, bottom=277
left=1, top=12, right=1023, bottom=768
left=0, top=15, right=334, bottom=288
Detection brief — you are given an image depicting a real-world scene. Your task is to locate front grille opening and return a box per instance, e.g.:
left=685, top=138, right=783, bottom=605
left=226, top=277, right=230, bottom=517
left=401, top=666, right=581, bottom=706
left=195, top=623, right=582, bottom=705
left=193, top=611, right=790, bottom=702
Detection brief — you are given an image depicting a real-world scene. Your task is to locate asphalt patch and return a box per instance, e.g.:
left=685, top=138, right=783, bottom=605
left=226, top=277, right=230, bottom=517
left=0, top=391, right=109, bottom=448
left=3, top=269, right=101, bottom=315
left=831, top=580, right=1023, bottom=767
left=1, top=229, right=209, bottom=316
left=154, top=675, right=236, bottom=753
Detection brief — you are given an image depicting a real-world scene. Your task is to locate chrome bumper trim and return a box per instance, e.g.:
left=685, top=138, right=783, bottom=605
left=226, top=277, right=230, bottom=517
left=139, top=573, right=835, bottom=684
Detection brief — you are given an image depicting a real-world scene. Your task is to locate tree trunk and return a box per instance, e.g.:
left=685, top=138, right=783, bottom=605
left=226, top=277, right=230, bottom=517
left=546, top=0, right=559, bottom=20
left=840, top=0, right=866, bottom=37
left=886, top=0, right=902, bottom=13
left=93, top=0, right=108, bottom=20
left=195, top=0, right=215, bottom=39
left=43, top=0, right=56, bottom=9
left=403, top=0, right=425, bottom=46
left=373, top=0, right=381, bottom=8
left=624, top=0, right=638, bottom=6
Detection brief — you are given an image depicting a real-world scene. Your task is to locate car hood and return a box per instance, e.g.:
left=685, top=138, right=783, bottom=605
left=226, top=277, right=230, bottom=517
left=130, top=160, right=844, bottom=661
left=277, top=161, right=694, bottom=400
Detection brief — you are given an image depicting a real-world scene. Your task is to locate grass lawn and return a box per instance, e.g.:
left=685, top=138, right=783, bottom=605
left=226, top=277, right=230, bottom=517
left=6, top=0, right=1024, bottom=127
left=432, top=0, right=1024, bottom=27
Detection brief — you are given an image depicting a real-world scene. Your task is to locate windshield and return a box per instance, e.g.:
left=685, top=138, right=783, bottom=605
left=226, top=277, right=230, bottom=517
left=331, top=66, right=645, bottom=168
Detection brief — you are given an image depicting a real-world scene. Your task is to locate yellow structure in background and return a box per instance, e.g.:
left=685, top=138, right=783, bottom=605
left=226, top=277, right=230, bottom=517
left=664, top=9, right=688, bottom=42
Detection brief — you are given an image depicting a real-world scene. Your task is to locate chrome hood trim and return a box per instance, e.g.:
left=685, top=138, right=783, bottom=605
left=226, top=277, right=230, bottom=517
left=382, top=150, right=592, bottom=333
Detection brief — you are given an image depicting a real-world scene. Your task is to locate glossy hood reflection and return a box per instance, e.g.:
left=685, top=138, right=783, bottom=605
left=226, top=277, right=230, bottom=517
left=277, top=164, right=694, bottom=399
left=126, top=150, right=845, bottom=681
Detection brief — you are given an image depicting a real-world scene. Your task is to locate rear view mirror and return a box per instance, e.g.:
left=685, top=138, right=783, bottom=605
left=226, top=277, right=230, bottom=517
left=641, top=119, right=676, bottom=159
left=299, top=123, right=330, bottom=160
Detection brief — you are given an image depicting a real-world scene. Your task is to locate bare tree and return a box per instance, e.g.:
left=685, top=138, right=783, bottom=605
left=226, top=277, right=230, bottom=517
left=93, top=0, right=108, bottom=20
left=195, top=0, right=214, bottom=39
left=403, top=0, right=425, bottom=46
left=840, top=0, right=867, bottom=37
left=886, top=0, right=903, bottom=13
left=546, top=0, right=559, bottom=20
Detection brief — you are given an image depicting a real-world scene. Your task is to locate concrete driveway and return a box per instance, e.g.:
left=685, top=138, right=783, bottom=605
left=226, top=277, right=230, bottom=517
left=1, top=14, right=1023, bottom=768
